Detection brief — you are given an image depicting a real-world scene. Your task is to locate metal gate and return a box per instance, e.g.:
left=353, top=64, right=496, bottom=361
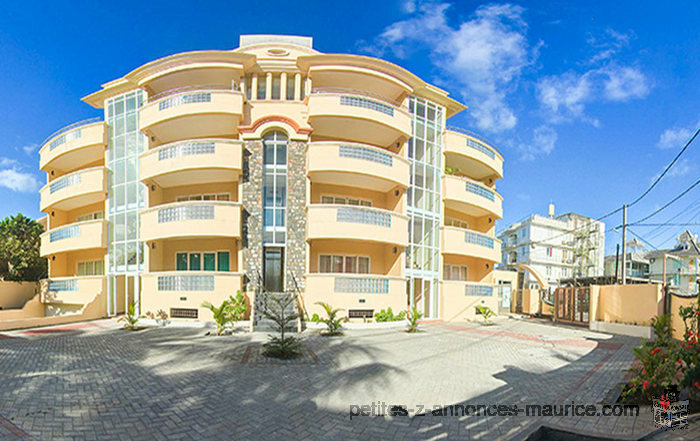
left=554, top=287, right=590, bottom=324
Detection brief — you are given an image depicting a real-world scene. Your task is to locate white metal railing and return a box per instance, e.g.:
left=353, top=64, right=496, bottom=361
left=148, top=84, right=240, bottom=103
left=446, top=126, right=500, bottom=154
left=41, top=117, right=102, bottom=150
left=310, top=87, right=407, bottom=110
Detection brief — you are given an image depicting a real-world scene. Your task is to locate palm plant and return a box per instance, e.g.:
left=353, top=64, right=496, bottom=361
left=476, top=305, right=496, bottom=326
left=119, top=302, right=139, bottom=330
left=406, top=306, right=423, bottom=333
left=316, top=301, right=344, bottom=336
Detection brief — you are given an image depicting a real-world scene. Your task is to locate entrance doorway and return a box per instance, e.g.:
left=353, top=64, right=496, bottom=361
left=263, top=247, right=284, bottom=292
left=410, top=278, right=438, bottom=319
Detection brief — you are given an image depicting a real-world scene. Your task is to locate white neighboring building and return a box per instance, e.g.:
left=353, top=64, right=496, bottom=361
left=498, top=204, right=605, bottom=288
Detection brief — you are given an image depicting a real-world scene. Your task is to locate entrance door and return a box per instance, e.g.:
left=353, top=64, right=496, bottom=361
left=263, top=247, right=284, bottom=292
left=500, top=283, right=512, bottom=314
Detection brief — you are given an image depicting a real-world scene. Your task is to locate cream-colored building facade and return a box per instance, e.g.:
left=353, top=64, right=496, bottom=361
left=37, top=35, right=504, bottom=325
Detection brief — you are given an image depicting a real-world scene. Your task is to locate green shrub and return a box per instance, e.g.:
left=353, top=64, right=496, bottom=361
left=263, top=335, right=304, bottom=359
left=375, top=307, right=406, bottom=322
left=311, top=313, right=321, bottom=322
left=262, top=292, right=302, bottom=359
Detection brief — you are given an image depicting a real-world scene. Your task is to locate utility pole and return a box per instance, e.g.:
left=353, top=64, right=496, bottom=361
left=614, top=244, right=620, bottom=283
left=621, top=204, right=627, bottom=285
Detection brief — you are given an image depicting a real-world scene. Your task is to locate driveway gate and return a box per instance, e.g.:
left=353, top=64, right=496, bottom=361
left=554, top=287, right=590, bottom=324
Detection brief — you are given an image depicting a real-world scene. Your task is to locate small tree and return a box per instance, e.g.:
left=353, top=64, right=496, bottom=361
left=316, top=301, right=344, bottom=336
left=202, top=291, right=247, bottom=336
left=476, top=305, right=496, bottom=326
left=0, top=214, right=47, bottom=281
left=406, top=306, right=423, bottom=333
left=262, top=293, right=303, bottom=359
left=119, top=302, right=139, bottom=330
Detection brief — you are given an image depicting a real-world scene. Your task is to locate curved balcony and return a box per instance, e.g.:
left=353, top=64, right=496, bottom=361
left=305, top=273, right=407, bottom=315
left=306, top=204, right=408, bottom=246
left=444, top=128, right=503, bottom=180
left=140, top=87, right=244, bottom=144
left=140, top=139, right=242, bottom=187
left=40, top=166, right=107, bottom=212
left=42, top=276, right=105, bottom=305
left=140, top=201, right=241, bottom=242
left=39, top=118, right=106, bottom=174
left=441, top=227, right=501, bottom=262
left=442, top=175, right=502, bottom=219
left=308, top=88, right=411, bottom=146
left=307, top=142, right=409, bottom=192
left=141, top=272, right=242, bottom=321
left=40, top=219, right=107, bottom=257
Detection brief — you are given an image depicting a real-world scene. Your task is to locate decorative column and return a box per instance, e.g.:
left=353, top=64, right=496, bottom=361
left=294, top=73, right=301, bottom=101
left=251, top=74, right=258, bottom=100
left=280, top=72, right=287, bottom=100
left=265, top=72, right=272, bottom=100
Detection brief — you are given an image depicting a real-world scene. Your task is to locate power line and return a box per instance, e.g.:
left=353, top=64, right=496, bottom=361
left=626, top=228, right=658, bottom=250
left=625, top=178, right=700, bottom=227
left=627, top=126, right=700, bottom=208
left=631, top=223, right=700, bottom=227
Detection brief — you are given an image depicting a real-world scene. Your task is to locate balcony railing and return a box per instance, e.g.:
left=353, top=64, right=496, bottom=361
left=310, top=87, right=405, bottom=110
left=446, top=126, right=500, bottom=154
left=465, top=284, right=494, bottom=297
left=337, top=206, right=392, bottom=228
left=464, top=231, right=495, bottom=249
left=49, top=173, right=81, bottom=194
left=41, top=117, right=103, bottom=151
left=49, top=225, right=81, bottom=242
left=148, top=84, right=241, bottom=103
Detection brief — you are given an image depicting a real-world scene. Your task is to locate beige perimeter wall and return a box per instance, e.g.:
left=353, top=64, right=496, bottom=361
left=0, top=281, right=38, bottom=309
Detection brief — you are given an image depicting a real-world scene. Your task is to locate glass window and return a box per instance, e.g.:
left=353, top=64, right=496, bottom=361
left=321, top=196, right=333, bottom=204
left=257, top=78, right=266, bottom=99
left=127, top=243, right=137, bottom=265
left=345, top=256, right=357, bottom=273
left=271, top=75, right=281, bottom=100
left=320, top=255, right=331, bottom=273
left=358, top=257, right=370, bottom=273
left=286, top=76, right=295, bottom=100
left=189, top=253, right=201, bottom=271
left=216, top=193, right=230, bottom=201
left=217, top=251, right=230, bottom=272
left=332, top=256, right=343, bottom=273
left=203, top=253, right=216, bottom=271
left=176, top=253, right=188, bottom=271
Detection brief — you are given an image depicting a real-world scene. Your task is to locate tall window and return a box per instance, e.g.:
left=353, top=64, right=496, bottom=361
left=262, top=130, right=288, bottom=245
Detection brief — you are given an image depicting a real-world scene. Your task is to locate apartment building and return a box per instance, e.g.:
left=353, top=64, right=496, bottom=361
left=647, top=231, right=700, bottom=294
left=37, top=34, right=504, bottom=324
left=498, top=204, right=604, bottom=288
left=603, top=239, right=650, bottom=279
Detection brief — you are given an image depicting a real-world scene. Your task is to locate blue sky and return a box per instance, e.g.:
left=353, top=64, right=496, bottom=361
left=0, top=0, right=698, bottom=254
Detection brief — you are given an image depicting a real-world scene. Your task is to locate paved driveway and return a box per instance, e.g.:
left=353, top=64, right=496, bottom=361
left=0, top=317, right=696, bottom=440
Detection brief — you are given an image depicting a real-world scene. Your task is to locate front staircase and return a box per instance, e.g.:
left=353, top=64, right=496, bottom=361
left=252, top=290, right=300, bottom=332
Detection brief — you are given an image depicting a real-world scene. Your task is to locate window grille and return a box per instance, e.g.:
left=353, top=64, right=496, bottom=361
left=50, top=225, right=80, bottom=242
left=158, top=141, right=216, bottom=160
left=158, top=92, right=211, bottom=111
left=340, top=95, right=394, bottom=116
left=158, top=205, right=214, bottom=223
left=337, top=207, right=391, bottom=227
left=157, top=275, right=214, bottom=291
left=334, top=277, right=389, bottom=294
left=338, top=144, right=392, bottom=166
left=50, top=173, right=81, bottom=193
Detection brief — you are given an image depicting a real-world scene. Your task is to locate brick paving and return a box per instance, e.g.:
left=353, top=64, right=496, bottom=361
left=0, top=317, right=697, bottom=440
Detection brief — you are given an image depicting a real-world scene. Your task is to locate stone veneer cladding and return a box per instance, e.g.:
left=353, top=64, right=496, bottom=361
left=241, top=140, right=263, bottom=295
left=285, top=140, right=307, bottom=293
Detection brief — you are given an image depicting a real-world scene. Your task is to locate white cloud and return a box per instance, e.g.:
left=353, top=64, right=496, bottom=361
left=0, top=157, right=18, bottom=167
left=668, top=158, right=692, bottom=177
left=518, top=125, right=558, bottom=161
left=536, top=30, right=649, bottom=124
left=21, top=143, right=39, bottom=155
left=657, top=121, right=699, bottom=150
left=0, top=168, right=40, bottom=193
left=363, top=2, right=536, bottom=132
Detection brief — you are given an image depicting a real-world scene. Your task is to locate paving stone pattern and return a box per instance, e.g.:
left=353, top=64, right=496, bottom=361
left=0, top=318, right=697, bottom=440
